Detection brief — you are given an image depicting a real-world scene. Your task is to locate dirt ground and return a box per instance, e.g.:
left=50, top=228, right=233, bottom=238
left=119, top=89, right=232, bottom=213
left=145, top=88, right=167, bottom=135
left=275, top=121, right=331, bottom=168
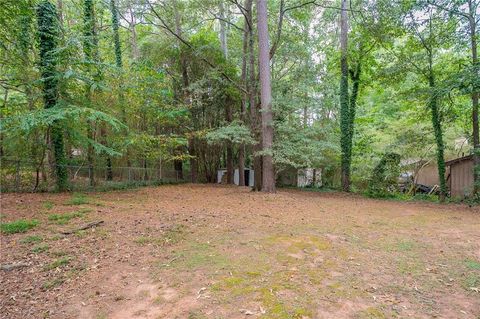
left=1, top=184, right=479, bottom=319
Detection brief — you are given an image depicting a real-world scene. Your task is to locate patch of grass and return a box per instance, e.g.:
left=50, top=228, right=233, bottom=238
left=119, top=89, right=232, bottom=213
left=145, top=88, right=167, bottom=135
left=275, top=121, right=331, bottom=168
left=89, top=180, right=181, bottom=192
left=397, top=240, right=415, bottom=251
left=259, top=287, right=290, bottom=319
left=187, top=312, right=208, bottom=319
left=47, top=208, right=91, bottom=225
left=42, top=277, right=64, bottom=290
left=32, top=244, right=50, bottom=253
left=50, top=250, right=69, bottom=257
left=44, top=256, right=71, bottom=271
left=462, top=273, right=480, bottom=290
left=356, top=307, right=387, bottom=319
left=135, top=224, right=186, bottom=246
left=465, top=259, right=480, bottom=270
left=265, top=235, right=331, bottom=253
left=20, top=235, right=43, bottom=244
left=397, top=257, right=424, bottom=276
left=384, top=239, right=416, bottom=252
left=164, top=224, right=187, bottom=244
left=42, top=201, right=55, bottom=210
left=65, top=193, right=89, bottom=205
left=168, top=242, right=230, bottom=270
left=1, top=219, right=38, bottom=234
left=211, top=276, right=253, bottom=296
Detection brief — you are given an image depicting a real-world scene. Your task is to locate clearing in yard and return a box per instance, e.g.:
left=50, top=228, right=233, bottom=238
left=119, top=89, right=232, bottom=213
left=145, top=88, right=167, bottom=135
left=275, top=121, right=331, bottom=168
left=1, top=184, right=479, bottom=319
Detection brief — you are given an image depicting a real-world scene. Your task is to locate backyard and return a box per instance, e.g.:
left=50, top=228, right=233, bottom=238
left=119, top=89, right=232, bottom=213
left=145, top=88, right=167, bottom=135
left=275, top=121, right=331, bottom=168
left=1, top=184, right=479, bottom=319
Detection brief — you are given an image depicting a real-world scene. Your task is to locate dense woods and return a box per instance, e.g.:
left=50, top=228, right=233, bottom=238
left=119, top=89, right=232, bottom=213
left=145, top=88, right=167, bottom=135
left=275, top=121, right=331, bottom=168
left=0, top=0, right=479, bottom=200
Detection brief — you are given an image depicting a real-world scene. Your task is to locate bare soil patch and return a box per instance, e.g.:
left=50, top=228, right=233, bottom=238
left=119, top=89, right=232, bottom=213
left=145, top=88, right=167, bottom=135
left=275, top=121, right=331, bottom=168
left=1, top=184, right=479, bottom=318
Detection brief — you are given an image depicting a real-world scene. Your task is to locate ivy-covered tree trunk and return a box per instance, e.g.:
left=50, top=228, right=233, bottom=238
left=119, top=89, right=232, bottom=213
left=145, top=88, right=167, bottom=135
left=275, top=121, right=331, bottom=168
left=37, top=0, right=68, bottom=191
left=110, top=1, right=125, bottom=119
left=256, top=0, right=275, bottom=193
left=346, top=61, right=361, bottom=174
left=339, top=0, right=350, bottom=192
left=428, top=72, right=447, bottom=202
left=110, top=0, right=131, bottom=171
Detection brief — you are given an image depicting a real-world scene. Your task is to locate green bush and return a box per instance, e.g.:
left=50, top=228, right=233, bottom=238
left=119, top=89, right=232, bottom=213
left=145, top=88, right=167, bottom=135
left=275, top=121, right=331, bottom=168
left=366, top=152, right=401, bottom=198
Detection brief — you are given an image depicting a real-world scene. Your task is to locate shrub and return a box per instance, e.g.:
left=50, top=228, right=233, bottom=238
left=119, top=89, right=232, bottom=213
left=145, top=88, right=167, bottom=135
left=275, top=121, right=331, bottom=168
left=366, top=152, right=401, bottom=198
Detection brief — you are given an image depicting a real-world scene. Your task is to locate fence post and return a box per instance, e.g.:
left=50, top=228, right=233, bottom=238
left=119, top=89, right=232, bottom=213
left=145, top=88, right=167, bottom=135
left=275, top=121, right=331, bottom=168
left=15, top=161, right=20, bottom=192
left=128, top=167, right=132, bottom=182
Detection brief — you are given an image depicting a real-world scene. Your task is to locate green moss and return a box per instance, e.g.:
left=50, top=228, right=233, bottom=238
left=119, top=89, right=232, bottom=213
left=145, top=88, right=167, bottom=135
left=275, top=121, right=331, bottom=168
left=1, top=219, right=38, bottom=234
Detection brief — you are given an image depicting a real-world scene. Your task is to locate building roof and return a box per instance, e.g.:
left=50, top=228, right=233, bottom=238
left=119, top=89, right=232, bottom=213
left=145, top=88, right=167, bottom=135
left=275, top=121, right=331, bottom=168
left=445, top=154, right=473, bottom=166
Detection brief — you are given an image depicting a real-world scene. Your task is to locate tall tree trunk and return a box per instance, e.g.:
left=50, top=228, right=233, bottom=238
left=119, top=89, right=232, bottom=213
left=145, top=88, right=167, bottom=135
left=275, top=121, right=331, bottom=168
left=173, top=0, right=192, bottom=182
left=339, top=0, right=350, bottom=192
left=468, top=0, right=479, bottom=194
left=128, top=5, right=139, bottom=61
left=83, top=0, right=99, bottom=187
left=247, top=0, right=262, bottom=191
left=0, top=89, right=7, bottom=158
left=37, top=1, right=68, bottom=191
left=256, top=0, right=275, bottom=193
left=19, top=10, right=44, bottom=189
left=219, top=2, right=228, bottom=59
left=219, top=2, right=234, bottom=184
left=238, top=2, right=250, bottom=187
left=110, top=0, right=130, bottom=169
left=429, top=71, right=447, bottom=202
left=226, top=107, right=234, bottom=184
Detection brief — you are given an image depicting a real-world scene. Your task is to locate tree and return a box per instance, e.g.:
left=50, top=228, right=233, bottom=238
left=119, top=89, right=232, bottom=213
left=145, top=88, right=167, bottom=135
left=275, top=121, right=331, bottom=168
left=256, top=0, right=275, bottom=192
left=36, top=0, right=67, bottom=191
left=429, top=0, right=479, bottom=194
left=82, top=0, right=101, bottom=185
left=339, top=0, right=351, bottom=192
left=219, top=2, right=234, bottom=184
